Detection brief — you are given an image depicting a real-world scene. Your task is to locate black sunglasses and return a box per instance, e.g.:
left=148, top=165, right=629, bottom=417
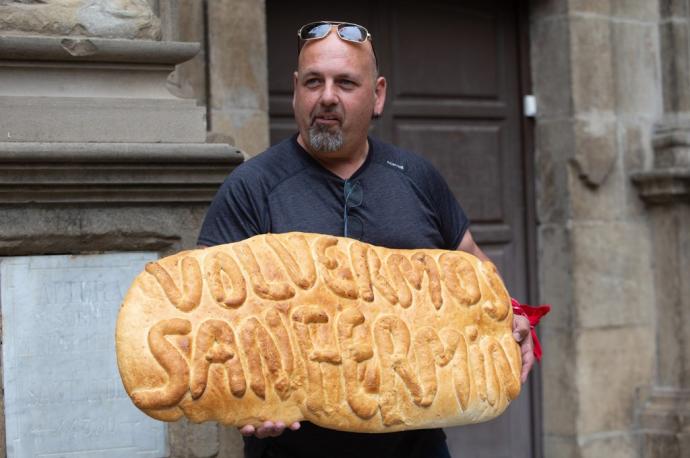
left=343, top=180, right=363, bottom=239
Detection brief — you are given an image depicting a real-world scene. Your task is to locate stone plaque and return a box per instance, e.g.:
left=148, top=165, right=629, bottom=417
left=1, top=253, right=167, bottom=458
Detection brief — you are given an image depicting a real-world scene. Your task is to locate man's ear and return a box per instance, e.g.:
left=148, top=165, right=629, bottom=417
left=292, top=71, right=298, bottom=111
left=373, top=76, right=387, bottom=117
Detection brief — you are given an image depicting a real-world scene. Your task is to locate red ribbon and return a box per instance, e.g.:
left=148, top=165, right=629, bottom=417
left=511, top=298, right=551, bottom=361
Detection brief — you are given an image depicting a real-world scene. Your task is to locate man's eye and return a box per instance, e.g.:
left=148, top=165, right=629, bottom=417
left=339, top=80, right=356, bottom=88
left=305, top=79, right=321, bottom=87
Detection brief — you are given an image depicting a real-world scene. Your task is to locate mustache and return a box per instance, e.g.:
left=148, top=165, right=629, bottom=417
left=310, top=108, right=343, bottom=124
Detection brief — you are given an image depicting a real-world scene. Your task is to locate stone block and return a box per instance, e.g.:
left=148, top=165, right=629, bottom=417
left=621, top=122, right=652, bottom=175
left=0, top=0, right=161, bottom=40
left=570, top=16, right=616, bottom=113
left=659, top=20, right=690, bottom=114
left=611, top=0, right=659, bottom=22
left=204, top=0, right=270, bottom=155
left=579, top=432, right=639, bottom=458
left=212, top=107, right=271, bottom=155
left=571, top=221, right=654, bottom=328
left=570, top=121, right=648, bottom=221
left=541, top=328, right=578, bottom=436
left=537, top=223, right=575, bottom=329
left=167, top=0, right=207, bottom=103
left=530, top=0, right=568, bottom=21
left=0, top=204, right=208, bottom=256
left=570, top=116, right=618, bottom=189
left=576, top=326, right=655, bottom=435
left=535, top=120, right=574, bottom=224
left=208, top=0, right=268, bottom=111
left=169, top=420, right=220, bottom=458
left=544, top=434, right=579, bottom=458
left=612, top=22, right=661, bottom=117
left=649, top=207, right=690, bottom=387
left=569, top=0, right=611, bottom=16
left=660, top=0, right=690, bottom=18
left=218, top=426, right=244, bottom=458
left=1, top=253, right=166, bottom=457
left=531, top=17, right=573, bottom=119
left=1, top=96, right=207, bottom=143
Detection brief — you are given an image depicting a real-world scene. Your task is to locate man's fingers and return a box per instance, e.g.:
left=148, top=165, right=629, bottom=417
left=512, top=315, right=530, bottom=342
left=241, top=421, right=299, bottom=438
left=520, top=349, right=535, bottom=383
left=239, top=425, right=256, bottom=437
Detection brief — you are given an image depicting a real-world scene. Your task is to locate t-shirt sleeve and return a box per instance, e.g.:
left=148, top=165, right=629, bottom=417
left=197, top=168, right=268, bottom=246
left=425, top=163, right=470, bottom=250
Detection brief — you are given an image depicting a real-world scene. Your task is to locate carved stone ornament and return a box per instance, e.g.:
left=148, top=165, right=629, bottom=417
left=0, top=0, right=161, bottom=40
left=631, top=124, right=690, bottom=205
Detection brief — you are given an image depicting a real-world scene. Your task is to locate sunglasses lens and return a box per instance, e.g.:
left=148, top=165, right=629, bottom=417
left=338, top=24, right=368, bottom=42
left=301, top=23, right=332, bottom=40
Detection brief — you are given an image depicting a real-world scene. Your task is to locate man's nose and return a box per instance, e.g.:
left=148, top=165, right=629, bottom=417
left=320, top=81, right=338, bottom=106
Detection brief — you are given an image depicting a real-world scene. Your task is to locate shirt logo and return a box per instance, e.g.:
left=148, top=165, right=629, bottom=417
left=386, top=160, right=405, bottom=171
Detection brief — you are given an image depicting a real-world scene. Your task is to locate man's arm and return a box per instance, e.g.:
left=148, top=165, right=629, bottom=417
left=457, top=230, right=535, bottom=383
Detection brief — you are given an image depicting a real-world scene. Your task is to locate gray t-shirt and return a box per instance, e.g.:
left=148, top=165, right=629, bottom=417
left=199, top=135, right=468, bottom=250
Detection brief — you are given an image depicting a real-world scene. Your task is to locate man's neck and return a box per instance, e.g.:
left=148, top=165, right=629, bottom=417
left=297, top=135, right=369, bottom=180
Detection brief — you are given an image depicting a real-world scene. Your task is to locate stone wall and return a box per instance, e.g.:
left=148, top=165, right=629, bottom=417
left=530, top=0, right=689, bottom=456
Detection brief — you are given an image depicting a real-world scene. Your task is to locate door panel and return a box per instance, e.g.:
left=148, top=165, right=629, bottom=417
left=267, top=2, right=535, bottom=456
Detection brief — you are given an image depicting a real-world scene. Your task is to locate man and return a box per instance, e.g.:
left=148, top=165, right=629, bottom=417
left=198, top=21, right=534, bottom=458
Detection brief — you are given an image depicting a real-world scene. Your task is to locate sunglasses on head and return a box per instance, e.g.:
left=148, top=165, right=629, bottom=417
left=297, top=21, right=376, bottom=64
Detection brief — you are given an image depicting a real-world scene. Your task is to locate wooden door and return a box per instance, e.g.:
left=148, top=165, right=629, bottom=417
left=267, top=2, right=537, bottom=456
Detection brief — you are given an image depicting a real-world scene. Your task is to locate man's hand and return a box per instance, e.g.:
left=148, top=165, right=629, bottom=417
left=239, top=421, right=301, bottom=439
left=513, top=314, right=534, bottom=383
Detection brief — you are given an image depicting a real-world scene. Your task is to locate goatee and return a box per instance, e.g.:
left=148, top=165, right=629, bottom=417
left=308, top=123, right=343, bottom=153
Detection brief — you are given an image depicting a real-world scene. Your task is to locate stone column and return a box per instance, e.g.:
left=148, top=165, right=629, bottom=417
left=531, top=1, right=660, bottom=456
left=167, top=0, right=270, bottom=157
left=631, top=1, right=690, bottom=456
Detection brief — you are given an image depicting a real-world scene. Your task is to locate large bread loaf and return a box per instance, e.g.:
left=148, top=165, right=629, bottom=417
left=116, top=232, right=521, bottom=432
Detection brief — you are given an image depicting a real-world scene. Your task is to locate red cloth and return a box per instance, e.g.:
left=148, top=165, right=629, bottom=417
left=511, top=298, right=551, bottom=362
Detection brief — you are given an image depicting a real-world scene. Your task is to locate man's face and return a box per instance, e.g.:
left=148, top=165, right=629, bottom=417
left=293, top=31, right=386, bottom=158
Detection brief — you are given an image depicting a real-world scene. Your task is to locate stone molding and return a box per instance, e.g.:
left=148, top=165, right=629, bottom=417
left=0, top=142, right=243, bottom=204
left=632, top=126, right=690, bottom=205
left=631, top=168, right=690, bottom=204
left=0, top=34, right=198, bottom=64
left=635, top=386, right=690, bottom=456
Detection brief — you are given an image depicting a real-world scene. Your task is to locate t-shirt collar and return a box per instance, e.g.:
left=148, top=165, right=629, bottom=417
left=291, top=133, right=374, bottom=182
